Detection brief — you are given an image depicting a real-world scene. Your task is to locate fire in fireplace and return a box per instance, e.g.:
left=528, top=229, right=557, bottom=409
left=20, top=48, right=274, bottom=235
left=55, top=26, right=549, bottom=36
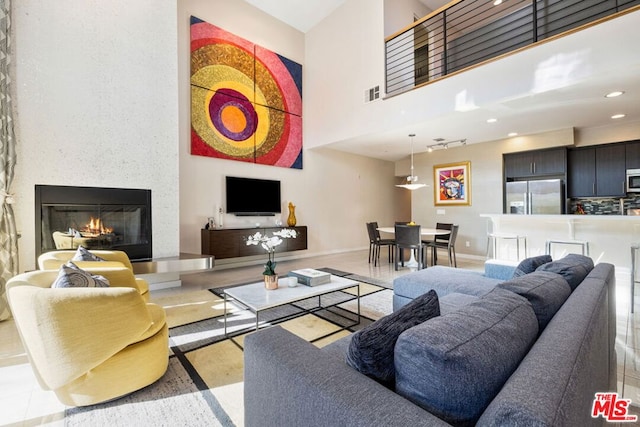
left=83, top=217, right=113, bottom=236
left=35, top=185, right=152, bottom=262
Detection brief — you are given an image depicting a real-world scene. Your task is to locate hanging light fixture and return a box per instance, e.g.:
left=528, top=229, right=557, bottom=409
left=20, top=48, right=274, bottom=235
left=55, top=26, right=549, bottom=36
left=396, top=134, right=427, bottom=190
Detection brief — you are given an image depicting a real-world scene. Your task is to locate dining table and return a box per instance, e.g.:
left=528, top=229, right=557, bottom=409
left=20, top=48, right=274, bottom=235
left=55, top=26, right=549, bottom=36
left=377, top=226, right=452, bottom=268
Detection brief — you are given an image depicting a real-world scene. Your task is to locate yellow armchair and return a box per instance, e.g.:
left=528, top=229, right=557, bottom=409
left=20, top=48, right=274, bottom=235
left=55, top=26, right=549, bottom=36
left=38, top=250, right=149, bottom=301
left=6, top=270, right=168, bottom=407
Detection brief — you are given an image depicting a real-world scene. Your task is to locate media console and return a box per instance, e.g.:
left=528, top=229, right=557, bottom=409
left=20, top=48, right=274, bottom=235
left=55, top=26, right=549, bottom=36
left=201, top=226, right=307, bottom=260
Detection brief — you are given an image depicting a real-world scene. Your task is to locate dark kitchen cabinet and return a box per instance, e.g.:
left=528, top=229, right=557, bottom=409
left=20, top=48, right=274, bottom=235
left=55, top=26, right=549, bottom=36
left=504, top=148, right=566, bottom=179
left=596, top=144, right=626, bottom=196
left=568, top=148, right=595, bottom=197
left=626, top=141, right=640, bottom=169
left=568, top=144, right=626, bottom=197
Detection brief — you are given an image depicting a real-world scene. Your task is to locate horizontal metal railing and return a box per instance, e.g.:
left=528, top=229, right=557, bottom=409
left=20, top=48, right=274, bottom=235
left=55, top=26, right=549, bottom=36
left=385, top=0, right=640, bottom=96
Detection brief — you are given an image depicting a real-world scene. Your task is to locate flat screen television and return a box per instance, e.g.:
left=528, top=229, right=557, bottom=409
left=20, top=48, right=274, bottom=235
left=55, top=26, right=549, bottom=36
left=226, top=176, right=281, bottom=216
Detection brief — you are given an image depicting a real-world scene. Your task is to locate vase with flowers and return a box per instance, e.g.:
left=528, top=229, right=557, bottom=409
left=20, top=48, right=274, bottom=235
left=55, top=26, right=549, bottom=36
left=246, top=228, right=298, bottom=289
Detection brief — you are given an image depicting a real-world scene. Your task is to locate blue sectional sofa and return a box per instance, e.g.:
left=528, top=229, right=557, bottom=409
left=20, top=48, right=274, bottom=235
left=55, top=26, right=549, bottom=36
left=244, top=255, right=616, bottom=426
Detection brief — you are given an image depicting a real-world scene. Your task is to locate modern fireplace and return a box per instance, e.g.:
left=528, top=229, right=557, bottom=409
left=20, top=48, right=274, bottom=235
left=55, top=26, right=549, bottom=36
left=35, top=185, right=152, bottom=262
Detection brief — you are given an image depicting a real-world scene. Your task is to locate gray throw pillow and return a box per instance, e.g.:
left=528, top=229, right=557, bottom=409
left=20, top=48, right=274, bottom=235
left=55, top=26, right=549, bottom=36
left=536, top=253, right=594, bottom=290
left=511, top=255, right=552, bottom=278
left=52, top=261, right=110, bottom=288
left=395, top=288, right=538, bottom=426
left=72, top=245, right=106, bottom=262
left=346, top=290, right=439, bottom=388
left=497, top=271, right=571, bottom=331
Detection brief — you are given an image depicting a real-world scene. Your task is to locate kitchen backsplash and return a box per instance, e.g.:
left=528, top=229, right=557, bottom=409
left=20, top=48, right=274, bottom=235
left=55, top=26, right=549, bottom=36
left=569, top=193, right=640, bottom=215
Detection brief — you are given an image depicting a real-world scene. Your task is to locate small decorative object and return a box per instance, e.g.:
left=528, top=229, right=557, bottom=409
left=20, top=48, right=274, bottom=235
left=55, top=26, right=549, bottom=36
left=246, top=228, right=298, bottom=289
left=264, top=274, right=278, bottom=290
left=434, top=161, right=472, bottom=206
left=289, top=269, right=331, bottom=287
left=287, top=276, right=299, bottom=287
left=207, top=217, right=216, bottom=229
left=218, top=207, right=224, bottom=228
left=287, top=202, right=297, bottom=226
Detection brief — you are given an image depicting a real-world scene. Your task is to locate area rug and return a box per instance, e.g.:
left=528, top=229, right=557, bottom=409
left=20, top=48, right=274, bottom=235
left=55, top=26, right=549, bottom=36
left=64, top=270, right=392, bottom=426
left=64, top=357, right=232, bottom=426
left=151, top=289, right=226, bottom=328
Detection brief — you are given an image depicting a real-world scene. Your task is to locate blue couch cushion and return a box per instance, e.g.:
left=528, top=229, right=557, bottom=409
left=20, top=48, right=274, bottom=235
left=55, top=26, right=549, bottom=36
left=346, top=290, right=439, bottom=388
left=511, top=255, right=552, bottom=278
left=395, top=288, right=538, bottom=426
left=393, top=266, right=501, bottom=302
left=497, top=271, right=571, bottom=331
left=536, top=254, right=594, bottom=290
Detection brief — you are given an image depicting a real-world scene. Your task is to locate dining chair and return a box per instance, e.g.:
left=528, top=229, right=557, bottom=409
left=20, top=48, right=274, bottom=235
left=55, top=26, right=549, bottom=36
left=423, top=223, right=452, bottom=261
left=366, top=222, right=394, bottom=266
left=426, top=224, right=458, bottom=267
left=394, top=224, right=426, bottom=271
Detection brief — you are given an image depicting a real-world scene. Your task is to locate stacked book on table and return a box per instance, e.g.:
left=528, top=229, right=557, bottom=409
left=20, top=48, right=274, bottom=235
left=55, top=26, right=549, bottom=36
left=288, top=269, right=331, bottom=286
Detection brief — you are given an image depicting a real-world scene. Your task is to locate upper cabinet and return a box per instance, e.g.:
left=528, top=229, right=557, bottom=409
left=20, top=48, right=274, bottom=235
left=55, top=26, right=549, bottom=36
left=567, top=148, right=595, bottom=198
left=567, top=144, right=626, bottom=198
left=626, top=140, right=640, bottom=170
left=504, top=148, right=566, bottom=179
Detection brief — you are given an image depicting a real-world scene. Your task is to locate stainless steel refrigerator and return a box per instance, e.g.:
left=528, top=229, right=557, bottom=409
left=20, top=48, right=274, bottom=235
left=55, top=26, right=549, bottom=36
left=505, top=179, right=564, bottom=214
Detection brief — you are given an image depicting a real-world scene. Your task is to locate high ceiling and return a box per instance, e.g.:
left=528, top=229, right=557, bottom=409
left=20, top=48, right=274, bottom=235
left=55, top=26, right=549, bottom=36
left=244, top=1, right=640, bottom=161
left=243, top=0, right=446, bottom=32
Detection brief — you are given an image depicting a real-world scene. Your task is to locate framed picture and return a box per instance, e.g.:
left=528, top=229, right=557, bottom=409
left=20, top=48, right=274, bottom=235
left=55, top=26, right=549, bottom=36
left=434, top=161, right=471, bottom=206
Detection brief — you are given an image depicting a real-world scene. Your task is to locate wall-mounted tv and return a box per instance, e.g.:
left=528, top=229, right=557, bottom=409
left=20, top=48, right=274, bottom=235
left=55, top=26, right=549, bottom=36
left=226, top=176, right=281, bottom=216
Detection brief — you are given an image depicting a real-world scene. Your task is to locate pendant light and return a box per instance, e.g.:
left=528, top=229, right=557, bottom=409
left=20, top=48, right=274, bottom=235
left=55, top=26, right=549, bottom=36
left=396, top=134, right=427, bottom=190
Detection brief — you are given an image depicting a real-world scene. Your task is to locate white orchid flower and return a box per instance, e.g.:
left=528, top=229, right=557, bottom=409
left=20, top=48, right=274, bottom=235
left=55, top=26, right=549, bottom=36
left=243, top=228, right=297, bottom=275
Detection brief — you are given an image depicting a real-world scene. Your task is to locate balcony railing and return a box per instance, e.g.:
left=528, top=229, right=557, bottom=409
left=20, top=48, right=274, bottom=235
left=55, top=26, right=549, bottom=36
left=385, top=0, right=640, bottom=96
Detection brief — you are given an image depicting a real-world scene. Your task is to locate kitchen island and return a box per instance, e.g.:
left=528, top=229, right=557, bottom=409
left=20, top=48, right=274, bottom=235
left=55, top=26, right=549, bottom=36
left=480, top=214, right=640, bottom=271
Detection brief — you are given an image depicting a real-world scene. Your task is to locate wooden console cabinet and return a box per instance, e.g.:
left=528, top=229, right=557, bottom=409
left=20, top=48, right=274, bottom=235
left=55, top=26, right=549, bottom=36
left=201, top=226, right=307, bottom=260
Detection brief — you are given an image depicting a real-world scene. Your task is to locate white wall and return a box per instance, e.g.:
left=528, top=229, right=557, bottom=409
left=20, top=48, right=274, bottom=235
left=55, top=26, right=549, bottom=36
left=13, top=0, right=179, bottom=271
left=304, top=0, right=388, bottom=150
left=575, top=120, right=640, bottom=147
left=178, top=0, right=399, bottom=264
left=383, top=0, right=431, bottom=37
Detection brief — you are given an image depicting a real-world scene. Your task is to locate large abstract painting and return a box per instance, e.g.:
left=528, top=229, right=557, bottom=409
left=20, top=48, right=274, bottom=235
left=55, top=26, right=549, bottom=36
left=190, top=16, right=303, bottom=169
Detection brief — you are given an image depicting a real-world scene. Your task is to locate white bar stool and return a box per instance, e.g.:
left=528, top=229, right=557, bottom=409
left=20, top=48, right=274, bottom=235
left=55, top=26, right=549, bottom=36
left=486, top=233, right=527, bottom=261
left=631, top=244, right=640, bottom=313
left=545, top=239, right=589, bottom=257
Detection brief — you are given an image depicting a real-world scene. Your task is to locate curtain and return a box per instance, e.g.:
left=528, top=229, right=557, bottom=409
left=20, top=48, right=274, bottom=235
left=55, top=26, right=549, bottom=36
left=0, top=0, right=18, bottom=321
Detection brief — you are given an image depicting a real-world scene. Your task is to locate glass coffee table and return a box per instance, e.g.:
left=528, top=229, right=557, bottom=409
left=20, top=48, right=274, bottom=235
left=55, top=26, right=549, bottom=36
left=223, top=275, right=360, bottom=338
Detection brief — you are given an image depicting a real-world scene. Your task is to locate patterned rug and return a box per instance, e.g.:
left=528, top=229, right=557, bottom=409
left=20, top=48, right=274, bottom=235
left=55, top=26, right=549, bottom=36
left=63, top=271, right=392, bottom=426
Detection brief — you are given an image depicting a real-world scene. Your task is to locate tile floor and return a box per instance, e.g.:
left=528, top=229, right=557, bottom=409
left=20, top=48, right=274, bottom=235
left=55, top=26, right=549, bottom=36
left=0, top=249, right=639, bottom=425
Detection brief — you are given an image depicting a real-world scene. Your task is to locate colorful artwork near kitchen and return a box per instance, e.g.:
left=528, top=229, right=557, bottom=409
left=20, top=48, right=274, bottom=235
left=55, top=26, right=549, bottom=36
left=434, top=161, right=471, bottom=206
left=190, top=16, right=303, bottom=169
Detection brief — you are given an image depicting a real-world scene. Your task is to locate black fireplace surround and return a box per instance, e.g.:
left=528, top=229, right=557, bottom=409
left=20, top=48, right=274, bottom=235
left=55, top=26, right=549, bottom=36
left=35, top=185, right=152, bottom=262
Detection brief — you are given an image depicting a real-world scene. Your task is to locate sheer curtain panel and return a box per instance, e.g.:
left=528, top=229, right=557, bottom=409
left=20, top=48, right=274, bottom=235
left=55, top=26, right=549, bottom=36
left=0, top=0, right=18, bottom=321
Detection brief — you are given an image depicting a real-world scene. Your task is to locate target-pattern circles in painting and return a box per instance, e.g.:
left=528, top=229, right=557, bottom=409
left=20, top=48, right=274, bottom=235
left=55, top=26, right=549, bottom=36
left=190, top=16, right=302, bottom=169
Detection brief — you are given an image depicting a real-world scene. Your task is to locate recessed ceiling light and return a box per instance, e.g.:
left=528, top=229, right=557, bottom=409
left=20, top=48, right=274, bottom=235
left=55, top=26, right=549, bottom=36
left=611, top=114, right=626, bottom=119
left=508, top=132, right=518, bottom=137
left=493, top=0, right=503, bottom=5
left=605, top=91, right=624, bottom=98
left=487, top=118, right=498, bottom=123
